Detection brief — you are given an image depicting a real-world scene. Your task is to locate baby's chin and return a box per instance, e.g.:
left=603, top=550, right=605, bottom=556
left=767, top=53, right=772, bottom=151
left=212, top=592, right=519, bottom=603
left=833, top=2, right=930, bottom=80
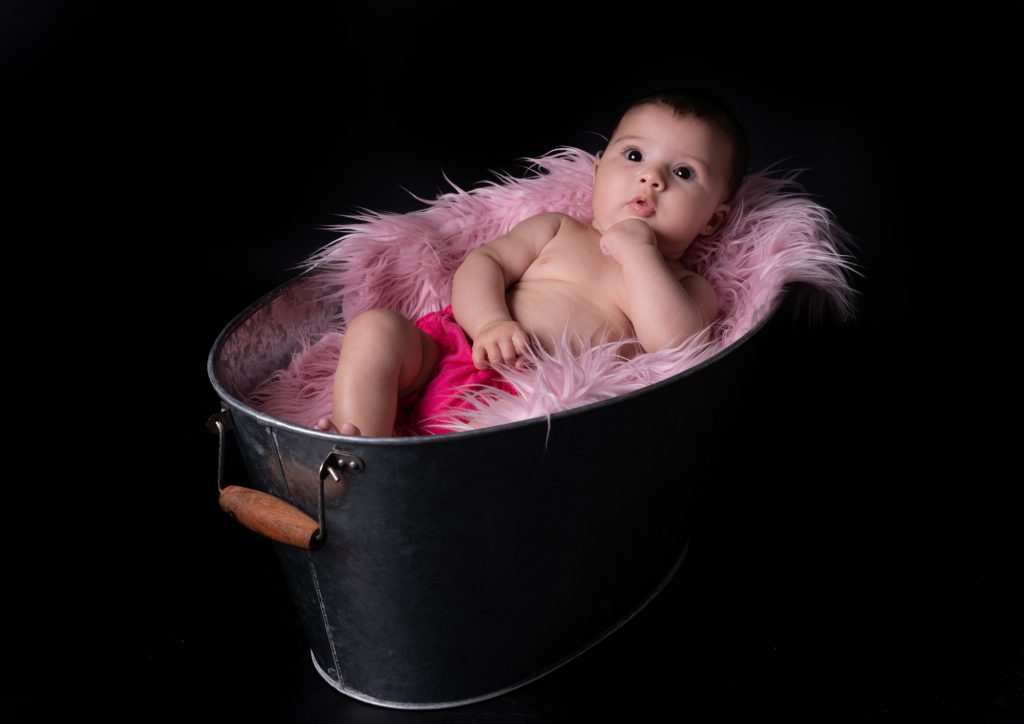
left=655, top=235, right=696, bottom=260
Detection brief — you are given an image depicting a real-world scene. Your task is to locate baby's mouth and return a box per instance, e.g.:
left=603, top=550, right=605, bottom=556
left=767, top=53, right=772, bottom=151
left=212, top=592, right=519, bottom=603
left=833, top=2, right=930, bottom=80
left=628, top=195, right=654, bottom=217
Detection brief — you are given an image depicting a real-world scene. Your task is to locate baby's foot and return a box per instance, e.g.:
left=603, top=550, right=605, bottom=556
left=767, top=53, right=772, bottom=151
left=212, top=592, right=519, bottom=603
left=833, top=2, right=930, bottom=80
left=313, top=417, right=361, bottom=436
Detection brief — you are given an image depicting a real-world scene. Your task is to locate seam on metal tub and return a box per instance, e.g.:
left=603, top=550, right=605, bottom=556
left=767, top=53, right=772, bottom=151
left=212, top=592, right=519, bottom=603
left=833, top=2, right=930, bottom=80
left=308, top=554, right=343, bottom=685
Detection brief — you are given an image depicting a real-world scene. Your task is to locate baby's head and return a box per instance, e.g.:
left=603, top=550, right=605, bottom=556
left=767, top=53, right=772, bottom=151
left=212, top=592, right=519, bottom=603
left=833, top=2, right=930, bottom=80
left=593, top=87, right=749, bottom=260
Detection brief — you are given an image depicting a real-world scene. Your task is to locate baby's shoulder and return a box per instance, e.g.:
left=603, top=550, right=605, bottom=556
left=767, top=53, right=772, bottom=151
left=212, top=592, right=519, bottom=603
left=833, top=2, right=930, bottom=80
left=519, top=212, right=582, bottom=234
left=549, top=212, right=586, bottom=229
left=510, top=211, right=573, bottom=239
left=510, top=213, right=591, bottom=251
left=675, top=267, right=719, bottom=323
left=544, top=213, right=594, bottom=242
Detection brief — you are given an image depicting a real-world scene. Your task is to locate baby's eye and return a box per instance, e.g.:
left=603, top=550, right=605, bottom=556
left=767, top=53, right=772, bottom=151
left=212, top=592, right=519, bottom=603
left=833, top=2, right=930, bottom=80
left=625, top=148, right=643, bottom=162
left=674, top=166, right=695, bottom=180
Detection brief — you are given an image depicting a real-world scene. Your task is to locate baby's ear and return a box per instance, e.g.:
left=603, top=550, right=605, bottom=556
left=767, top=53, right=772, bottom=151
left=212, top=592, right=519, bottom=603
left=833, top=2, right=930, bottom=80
left=701, top=202, right=731, bottom=236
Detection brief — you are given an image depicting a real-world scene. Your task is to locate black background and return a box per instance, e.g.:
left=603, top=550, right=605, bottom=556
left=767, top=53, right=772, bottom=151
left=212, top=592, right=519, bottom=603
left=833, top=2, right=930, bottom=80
left=3, top=3, right=1018, bottom=722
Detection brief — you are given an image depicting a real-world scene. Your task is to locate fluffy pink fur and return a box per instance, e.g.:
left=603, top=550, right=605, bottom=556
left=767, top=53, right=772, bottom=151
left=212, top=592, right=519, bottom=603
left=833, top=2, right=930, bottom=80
left=245, top=147, right=856, bottom=434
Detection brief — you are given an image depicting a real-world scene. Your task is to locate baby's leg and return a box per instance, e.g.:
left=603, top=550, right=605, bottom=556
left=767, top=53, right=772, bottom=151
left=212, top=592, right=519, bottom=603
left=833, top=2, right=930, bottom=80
left=317, top=309, right=438, bottom=437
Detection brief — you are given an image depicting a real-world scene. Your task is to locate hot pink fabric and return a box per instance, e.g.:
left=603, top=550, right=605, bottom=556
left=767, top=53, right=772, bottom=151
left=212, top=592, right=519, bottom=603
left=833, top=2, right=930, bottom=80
left=244, top=147, right=857, bottom=436
left=398, top=306, right=518, bottom=435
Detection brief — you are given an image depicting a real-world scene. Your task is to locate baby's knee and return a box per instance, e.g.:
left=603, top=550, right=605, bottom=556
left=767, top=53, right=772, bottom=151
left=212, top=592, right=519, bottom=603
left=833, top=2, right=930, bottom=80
left=345, top=308, right=413, bottom=344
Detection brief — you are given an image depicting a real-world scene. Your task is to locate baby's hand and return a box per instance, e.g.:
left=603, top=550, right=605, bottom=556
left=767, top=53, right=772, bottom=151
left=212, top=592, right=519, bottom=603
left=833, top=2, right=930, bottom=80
left=472, top=319, right=531, bottom=370
left=599, top=218, right=657, bottom=264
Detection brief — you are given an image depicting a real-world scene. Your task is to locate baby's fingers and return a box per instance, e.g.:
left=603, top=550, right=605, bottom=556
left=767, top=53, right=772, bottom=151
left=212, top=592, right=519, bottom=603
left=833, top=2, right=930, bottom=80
left=497, top=337, right=520, bottom=366
left=472, top=326, right=530, bottom=370
left=511, top=331, right=531, bottom=358
left=481, top=340, right=509, bottom=369
left=472, top=341, right=490, bottom=370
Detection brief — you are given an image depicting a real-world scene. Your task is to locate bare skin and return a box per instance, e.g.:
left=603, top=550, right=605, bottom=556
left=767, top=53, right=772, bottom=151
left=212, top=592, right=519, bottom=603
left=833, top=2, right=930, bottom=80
left=315, top=104, right=732, bottom=436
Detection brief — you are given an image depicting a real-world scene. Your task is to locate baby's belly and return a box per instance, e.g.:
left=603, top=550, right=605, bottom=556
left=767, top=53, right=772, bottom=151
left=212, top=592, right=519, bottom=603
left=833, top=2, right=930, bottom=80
left=506, top=280, right=633, bottom=352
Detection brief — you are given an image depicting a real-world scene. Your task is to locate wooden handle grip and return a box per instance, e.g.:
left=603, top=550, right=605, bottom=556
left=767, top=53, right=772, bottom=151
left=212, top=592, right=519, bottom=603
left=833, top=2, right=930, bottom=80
left=219, top=485, right=321, bottom=550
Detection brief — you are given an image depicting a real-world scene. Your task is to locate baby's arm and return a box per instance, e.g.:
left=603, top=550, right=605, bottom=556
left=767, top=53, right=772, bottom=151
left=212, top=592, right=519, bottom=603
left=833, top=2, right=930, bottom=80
left=452, top=212, right=564, bottom=369
left=601, top=219, right=718, bottom=352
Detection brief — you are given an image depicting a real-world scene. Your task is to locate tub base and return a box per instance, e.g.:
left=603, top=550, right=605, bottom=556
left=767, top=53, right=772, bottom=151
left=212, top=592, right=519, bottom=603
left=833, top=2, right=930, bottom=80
left=311, top=539, right=690, bottom=710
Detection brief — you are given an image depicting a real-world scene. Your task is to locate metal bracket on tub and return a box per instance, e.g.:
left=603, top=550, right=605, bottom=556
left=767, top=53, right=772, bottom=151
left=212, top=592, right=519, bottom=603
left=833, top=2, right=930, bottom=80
left=319, top=449, right=364, bottom=485
left=314, top=450, right=363, bottom=547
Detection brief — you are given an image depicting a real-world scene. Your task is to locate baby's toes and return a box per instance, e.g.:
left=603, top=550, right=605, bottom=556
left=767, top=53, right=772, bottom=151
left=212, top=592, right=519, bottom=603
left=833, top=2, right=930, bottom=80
left=313, top=417, right=338, bottom=433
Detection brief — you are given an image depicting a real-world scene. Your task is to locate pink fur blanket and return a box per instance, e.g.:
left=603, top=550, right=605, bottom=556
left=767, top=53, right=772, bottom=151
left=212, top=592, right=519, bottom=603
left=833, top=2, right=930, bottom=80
left=246, top=147, right=856, bottom=435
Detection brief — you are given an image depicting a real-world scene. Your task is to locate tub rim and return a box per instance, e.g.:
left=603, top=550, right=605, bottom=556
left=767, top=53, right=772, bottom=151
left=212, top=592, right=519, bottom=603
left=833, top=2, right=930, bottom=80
left=207, top=269, right=788, bottom=446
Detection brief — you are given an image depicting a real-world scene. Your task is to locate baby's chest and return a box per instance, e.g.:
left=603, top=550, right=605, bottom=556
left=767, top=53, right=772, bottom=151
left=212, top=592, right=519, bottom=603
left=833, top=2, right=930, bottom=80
left=522, top=240, right=619, bottom=289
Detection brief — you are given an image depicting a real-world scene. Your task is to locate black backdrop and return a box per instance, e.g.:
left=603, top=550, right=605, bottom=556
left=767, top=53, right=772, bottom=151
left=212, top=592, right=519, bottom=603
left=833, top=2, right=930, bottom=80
left=4, top=4, right=1018, bottom=722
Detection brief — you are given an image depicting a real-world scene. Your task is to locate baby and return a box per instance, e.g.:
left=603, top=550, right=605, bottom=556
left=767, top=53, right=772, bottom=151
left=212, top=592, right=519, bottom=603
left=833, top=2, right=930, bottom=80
left=315, top=87, right=748, bottom=436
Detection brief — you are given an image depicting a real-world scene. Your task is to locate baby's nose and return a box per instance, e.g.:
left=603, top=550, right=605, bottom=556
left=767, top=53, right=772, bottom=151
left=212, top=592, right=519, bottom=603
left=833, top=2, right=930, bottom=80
left=639, top=169, right=664, bottom=188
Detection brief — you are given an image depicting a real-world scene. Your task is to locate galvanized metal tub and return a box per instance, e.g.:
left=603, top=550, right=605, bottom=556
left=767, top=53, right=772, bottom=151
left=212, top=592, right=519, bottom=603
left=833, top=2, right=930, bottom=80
left=207, top=269, right=795, bottom=709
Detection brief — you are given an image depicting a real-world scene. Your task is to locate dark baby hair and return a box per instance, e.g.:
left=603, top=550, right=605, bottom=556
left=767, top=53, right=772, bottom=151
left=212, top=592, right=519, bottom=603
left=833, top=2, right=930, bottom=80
left=618, top=87, right=750, bottom=201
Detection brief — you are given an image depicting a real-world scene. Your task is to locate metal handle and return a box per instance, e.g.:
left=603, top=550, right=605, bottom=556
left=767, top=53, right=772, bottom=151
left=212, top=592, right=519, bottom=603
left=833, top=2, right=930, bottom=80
left=207, top=407, right=362, bottom=551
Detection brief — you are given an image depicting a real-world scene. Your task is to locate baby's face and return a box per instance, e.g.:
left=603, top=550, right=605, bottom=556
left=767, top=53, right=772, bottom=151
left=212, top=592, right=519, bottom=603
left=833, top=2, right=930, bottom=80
left=592, top=103, right=733, bottom=260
